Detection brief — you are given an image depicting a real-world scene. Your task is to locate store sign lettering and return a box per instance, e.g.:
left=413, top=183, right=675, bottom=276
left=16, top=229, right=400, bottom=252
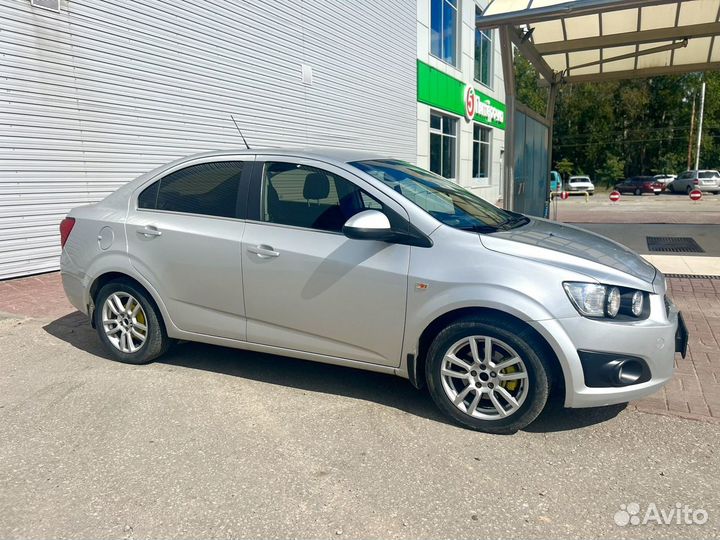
left=464, top=83, right=504, bottom=125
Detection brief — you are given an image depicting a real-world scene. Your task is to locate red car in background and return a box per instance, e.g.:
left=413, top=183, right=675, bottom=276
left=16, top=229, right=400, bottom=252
left=615, top=176, right=664, bottom=195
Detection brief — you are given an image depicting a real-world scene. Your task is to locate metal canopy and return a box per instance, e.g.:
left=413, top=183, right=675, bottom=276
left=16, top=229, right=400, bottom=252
left=478, top=0, right=720, bottom=212
left=478, top=0, right=720, bottom=84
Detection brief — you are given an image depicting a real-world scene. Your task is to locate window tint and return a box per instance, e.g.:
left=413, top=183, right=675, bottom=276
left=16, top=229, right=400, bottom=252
left=262, top=162, right=383, bottom=232
left=138, top=181, right=159, bottom=209
left=138, top=161, right=244, bottom=218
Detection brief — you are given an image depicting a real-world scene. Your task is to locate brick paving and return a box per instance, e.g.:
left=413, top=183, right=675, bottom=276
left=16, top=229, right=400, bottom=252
left=632, top=276, right=720, bottom=423
left=0, top=272, right=72, bottom=320
left=0, top=271, right=719, bottom=423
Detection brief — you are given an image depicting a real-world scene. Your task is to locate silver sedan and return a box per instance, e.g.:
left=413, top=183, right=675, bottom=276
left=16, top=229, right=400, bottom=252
left=60, top=148, right=685, bottom=433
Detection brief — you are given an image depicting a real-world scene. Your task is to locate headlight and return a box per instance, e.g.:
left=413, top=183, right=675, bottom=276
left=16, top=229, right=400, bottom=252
left=606, top=287, right=621, bottom=318
left=564, top=282, right=647, bottom=319
left=563, top=283, right=607, bottom=317
left=631, top=290, right=644, bottom=316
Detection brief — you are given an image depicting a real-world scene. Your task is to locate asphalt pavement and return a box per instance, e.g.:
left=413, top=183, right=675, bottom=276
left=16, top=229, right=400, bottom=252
left=0, top=313, right=718, bottom=539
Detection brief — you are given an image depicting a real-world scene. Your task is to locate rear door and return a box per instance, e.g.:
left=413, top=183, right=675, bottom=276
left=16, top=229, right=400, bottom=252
left=126, top=157, right=253, bottom=340
left=240, top=157, right=411, bottom=367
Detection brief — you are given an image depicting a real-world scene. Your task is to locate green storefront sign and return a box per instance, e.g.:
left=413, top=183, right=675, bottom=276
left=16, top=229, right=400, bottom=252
left=417, top=60, right=506, bottom=130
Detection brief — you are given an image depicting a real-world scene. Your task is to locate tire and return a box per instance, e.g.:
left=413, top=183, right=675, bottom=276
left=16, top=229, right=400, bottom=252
left=686, top=186, right=693, bottom=195
left=668, top=184, right=675, bottom=193
left=425, top=317, right=550, bottom=434
left=94, top=279, right=170, bottom=364
left=634, top=188, right=641, bottom=196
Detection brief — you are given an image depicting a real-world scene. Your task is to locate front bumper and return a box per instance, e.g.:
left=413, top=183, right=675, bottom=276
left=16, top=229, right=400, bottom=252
left=532, top=294, right=682, bottom=408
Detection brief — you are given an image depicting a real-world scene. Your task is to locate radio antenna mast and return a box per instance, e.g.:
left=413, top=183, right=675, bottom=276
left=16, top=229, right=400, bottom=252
left=230, top=115, right=251, bottom=150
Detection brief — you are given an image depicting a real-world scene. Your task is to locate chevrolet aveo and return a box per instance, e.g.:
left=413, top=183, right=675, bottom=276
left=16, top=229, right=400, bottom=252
left=60, top=149, right=688, bottom=433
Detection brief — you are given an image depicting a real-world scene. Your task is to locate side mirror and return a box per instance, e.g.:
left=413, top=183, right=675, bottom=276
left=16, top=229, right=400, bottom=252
left=342, top=210, right=393, bottom=241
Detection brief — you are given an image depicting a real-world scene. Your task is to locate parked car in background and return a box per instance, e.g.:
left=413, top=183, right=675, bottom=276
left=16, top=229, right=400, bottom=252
left=59, top=148, right=685, bottom=434
left=615, top=176, right=663, bottom=195
left=566, top=175, right=595, bottom=195
left=550, top=170, right=562, bottom=192
left=653, top=174, right=676, bottom=188
left=668, top=170, right=720, bottom=194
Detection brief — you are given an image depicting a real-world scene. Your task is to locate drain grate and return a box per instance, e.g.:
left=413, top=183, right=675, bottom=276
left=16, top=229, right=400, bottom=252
left=646, top=236, right=705, bottom=253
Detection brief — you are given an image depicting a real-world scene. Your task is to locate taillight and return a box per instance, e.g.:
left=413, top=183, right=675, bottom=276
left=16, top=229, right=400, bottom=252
left=60, top=217, right=75, bottom=249
left=693, top=179, right=699, bottom=184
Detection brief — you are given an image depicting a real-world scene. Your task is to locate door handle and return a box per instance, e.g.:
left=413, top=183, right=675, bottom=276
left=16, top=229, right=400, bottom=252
left=247, top=244, right=280, bottom=258
left=138, top=226, right=162, bottom=238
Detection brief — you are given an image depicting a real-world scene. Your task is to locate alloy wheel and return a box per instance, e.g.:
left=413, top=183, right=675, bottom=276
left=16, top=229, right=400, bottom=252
left=440, top=336, right=529, bottom=420
left=101, top=292, right=148, bottom=353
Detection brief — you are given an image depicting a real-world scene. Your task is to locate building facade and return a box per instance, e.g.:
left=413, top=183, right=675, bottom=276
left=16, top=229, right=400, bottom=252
left=416, top=0, right=506, bottom=205
left=0, top=0, right=505, bottom=279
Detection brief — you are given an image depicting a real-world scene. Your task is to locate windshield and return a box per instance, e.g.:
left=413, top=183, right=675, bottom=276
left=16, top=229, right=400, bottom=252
left=352, top=159, right=525, bottom=232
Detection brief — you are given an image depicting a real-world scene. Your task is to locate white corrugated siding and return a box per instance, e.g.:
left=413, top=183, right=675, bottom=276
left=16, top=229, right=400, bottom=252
left=0, top=0, right=417, bottom=279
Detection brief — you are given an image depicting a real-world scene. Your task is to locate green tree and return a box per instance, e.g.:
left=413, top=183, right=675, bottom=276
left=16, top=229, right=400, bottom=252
left=514, top=53, right=547, bottom=117
left=555, top=157, right=573, bottom=178
left=595, top=154, right=625, bottom=188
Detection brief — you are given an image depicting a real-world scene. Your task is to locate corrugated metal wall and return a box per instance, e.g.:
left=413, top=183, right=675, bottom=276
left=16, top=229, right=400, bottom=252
left=0, top=0, right=417, bottom=279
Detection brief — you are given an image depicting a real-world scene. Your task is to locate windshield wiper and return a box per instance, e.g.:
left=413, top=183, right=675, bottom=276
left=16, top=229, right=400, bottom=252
left=458, top=224, right=499, bottom=233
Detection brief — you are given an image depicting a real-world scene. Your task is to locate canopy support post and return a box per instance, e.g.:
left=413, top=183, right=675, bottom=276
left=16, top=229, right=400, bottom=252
left=500, top=24, right=515, bottom=211
left=546, top=80, right=559, bottom=219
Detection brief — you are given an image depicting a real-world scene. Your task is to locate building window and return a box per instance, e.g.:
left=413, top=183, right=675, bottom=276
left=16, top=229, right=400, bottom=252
left=473, top=124, right=491, bottom=180
left=431, top=0, right=458, bottom=66
left=474, top=6, right=492, bottom=86
left=430, top=112, right=457, bottom=180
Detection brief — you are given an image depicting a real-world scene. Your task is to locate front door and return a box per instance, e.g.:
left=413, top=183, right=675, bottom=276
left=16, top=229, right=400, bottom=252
left=126, top=158, right=252, bottom=340
left=241, top=158, right=410, bottom=367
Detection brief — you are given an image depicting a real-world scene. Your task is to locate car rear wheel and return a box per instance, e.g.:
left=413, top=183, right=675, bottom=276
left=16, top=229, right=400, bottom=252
left=634, top=188, right=641, bottom=195
left=94, top=280, right=170, bottom=364
left=686, top=186, right=693, bottom=195
left=425, top=317, right=549, bottom=433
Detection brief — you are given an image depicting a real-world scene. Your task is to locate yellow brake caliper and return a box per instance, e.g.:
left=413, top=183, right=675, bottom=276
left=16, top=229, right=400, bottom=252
left=135, top=302, right=146, bottom=333
left=500, top=364, right=519, bottom=392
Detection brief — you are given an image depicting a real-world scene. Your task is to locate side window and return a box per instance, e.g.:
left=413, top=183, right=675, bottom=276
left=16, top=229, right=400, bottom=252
left=262, top=162, right=382, bottom=232
left=138, top=161, right=245, bottom=218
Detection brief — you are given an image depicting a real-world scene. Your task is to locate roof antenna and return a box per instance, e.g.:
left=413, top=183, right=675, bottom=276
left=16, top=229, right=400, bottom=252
left=230, top=114, right=251, bottom=150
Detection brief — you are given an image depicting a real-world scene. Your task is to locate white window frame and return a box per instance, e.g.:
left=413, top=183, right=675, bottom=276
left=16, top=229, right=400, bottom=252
left=430, top=110, right=459, bottom=181
left=430, top=0, right=460, bottom=68
left=472, top=123, right=492, bottom=185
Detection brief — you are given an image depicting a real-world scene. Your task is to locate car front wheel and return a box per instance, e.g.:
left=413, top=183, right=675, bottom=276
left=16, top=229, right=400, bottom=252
left=634, top=188, right=641, bottom=195
left=94, top=280, right=171, bottom=364
left=425, top=317, right=550, bottom=433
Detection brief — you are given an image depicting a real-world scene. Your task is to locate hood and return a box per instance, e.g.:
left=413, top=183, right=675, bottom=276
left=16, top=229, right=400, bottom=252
left=480, top=218, right=657, bottom=285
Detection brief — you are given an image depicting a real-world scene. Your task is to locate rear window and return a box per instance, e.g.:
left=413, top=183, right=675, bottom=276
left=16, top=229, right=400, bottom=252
left=699, top=171, right=720, bottom=178
left=138, top=161, right=245, bottom=218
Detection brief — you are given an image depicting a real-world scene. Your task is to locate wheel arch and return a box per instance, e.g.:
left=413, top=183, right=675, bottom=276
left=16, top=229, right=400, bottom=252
left=412, top=307, right=565, bottom=401
left=88, top=271, right=171, bottom=334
